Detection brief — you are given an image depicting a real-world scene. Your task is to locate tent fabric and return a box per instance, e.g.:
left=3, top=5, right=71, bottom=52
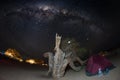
left=86, top=54, right=115, bottom=76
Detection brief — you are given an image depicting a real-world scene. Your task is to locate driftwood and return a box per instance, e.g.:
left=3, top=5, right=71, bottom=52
left=52, top=33, right=67, bottom=79
left=43, top=52, right=54, bottom=76
left=43, top=33, right=85, bottom=80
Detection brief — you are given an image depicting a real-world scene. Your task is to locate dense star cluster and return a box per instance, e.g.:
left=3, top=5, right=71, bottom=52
left=16, top=4, right=103, bottom=34
left=6, top=4, right=87, bottom=21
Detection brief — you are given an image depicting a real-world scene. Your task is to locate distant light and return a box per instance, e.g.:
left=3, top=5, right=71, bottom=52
left=42, top=63, right=48, bottom=66
left=25, top=59, right=45, bottom=65
left=5, top=52, right=14, bottom=58
left=68, top=41, right=71, bottom=44
left=26, top=59, right=36, bottom=64
left=42, top=64, right=44, bottom=66
left=18, top=58, right=23, bottom=62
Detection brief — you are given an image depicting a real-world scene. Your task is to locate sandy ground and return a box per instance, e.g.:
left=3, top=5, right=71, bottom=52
left=0, top=54, right=120, bottom=80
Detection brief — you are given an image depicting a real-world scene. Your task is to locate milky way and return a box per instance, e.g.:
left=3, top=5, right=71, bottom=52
left=0, top=1, right=120, bottom=59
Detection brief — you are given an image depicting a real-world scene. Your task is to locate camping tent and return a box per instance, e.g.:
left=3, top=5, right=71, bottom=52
left=86, top=54, right=115, bottom=76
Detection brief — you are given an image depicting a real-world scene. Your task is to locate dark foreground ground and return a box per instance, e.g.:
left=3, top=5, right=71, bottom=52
left=0, top=58, right=53, bottom=80
left=0, top=54, right=120, bottom=80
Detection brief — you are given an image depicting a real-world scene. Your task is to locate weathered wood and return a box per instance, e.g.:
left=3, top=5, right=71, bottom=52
left=53, top=33, right=67, bottom=79
left=44, top=33, right=86, bottom=80
left=43, top=52, right=54, bottom=76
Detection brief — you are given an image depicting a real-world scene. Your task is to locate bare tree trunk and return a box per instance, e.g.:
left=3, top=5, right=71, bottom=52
left=45, top=33, right=85, bottom=80
left=52, top=33, right=69, bottom=80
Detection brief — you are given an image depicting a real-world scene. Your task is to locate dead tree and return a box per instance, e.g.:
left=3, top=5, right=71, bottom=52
left=43, top=33, right=86, bottom=80
left=43, top=52, right=54, bottom=76
left=52, top=33, right=68, bottom=79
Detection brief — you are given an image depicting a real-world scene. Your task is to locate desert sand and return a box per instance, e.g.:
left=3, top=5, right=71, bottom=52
left=0, top=54, right=120, bottom=80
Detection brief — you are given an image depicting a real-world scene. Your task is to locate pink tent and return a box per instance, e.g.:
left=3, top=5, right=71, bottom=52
left=86, top=54, right=115, bottom=76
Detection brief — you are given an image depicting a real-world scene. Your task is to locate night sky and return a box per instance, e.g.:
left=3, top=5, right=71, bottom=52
left=0, top=0, right=120, bottom=59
